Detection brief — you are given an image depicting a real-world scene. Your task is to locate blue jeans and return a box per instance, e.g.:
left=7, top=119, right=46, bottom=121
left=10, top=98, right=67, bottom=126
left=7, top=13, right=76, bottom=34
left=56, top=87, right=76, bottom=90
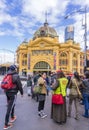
left=83, top=93, right=89, bottom=117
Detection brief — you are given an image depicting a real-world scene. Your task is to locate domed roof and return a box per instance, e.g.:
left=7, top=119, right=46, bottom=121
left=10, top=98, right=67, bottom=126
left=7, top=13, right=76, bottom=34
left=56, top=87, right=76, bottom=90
left=33, top=21, right=58, bottom=40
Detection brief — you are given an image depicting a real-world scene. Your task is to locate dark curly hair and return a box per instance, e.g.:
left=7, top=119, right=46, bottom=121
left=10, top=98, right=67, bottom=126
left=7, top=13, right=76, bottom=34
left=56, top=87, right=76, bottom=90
left=74, top=72, right=80, bottom=81
left=57, top=71, right=65, bottom=78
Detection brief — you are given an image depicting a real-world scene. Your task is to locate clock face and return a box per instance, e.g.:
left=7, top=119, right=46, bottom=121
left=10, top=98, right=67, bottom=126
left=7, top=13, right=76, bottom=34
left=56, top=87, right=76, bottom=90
left=40, top=43, right=45, bottom=47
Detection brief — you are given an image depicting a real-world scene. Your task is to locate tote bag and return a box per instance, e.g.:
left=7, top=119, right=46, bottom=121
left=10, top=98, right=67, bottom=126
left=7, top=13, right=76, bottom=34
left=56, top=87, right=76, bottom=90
left=33, top=85, right=42, bottom=94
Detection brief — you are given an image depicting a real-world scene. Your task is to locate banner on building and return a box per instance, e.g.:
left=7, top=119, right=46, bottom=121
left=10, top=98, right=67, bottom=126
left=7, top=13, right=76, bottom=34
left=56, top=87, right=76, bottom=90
left=53, top=52, right=56, bottom=70
left=28, top=53, right=30, bottom=69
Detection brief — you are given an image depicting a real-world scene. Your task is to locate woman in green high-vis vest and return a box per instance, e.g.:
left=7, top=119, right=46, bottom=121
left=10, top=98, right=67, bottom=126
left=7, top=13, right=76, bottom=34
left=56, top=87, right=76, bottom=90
left=51, top=71, right=68, bottom=124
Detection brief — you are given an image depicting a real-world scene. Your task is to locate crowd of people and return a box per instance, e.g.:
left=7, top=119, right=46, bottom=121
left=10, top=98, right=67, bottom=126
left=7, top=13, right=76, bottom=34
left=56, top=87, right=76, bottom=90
left=1, top=65, right=89, bottom=129
left=25, top=69, right=89, bottom=122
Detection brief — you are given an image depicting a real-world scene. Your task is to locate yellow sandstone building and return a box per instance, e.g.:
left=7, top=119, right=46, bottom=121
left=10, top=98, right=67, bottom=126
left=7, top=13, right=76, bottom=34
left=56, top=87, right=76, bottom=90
left=16, top=21, right=85, bottom=75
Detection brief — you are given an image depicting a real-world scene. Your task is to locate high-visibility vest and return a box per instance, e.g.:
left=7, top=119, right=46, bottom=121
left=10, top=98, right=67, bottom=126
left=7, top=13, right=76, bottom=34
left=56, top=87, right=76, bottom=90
left=54, top=78, right=68, bottom=96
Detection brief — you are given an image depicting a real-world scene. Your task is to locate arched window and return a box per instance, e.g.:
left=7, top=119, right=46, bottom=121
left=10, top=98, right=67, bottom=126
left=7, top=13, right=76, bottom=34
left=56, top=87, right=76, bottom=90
left=80, top=55, right=82, bottom=59
left=60, top=52, right=67, bottom=57
left=80, top=55, right=84, bottom=66
left=73, top=53, right=77, bottom=58
left=72, top=53, right=77, bottom=71
left=59, top=52, right=68, bottom=69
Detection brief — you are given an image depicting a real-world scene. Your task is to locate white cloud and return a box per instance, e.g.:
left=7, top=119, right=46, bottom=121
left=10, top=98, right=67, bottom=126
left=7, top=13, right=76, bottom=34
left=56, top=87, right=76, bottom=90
left=0, top=31, right=5, bottom=36
left=71, top=0, right=89, bottom=6
left=0, top=0, right=70, bottom=39
left=20, top=0, right=70, bottom=42
left=21, top=0, right=70, bottom=23
left=0, top=0, right=6, bottom=10
left=0, top=51, right=14, bottom=64
left=0, top=13, right=11, bottom=25
left=0, top=0, right=89, bottom=52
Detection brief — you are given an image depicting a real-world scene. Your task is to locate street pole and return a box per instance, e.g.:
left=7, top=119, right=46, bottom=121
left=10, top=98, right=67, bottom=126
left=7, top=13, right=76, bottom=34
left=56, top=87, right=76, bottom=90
left=84, top=6, right=87, bottom=68
left=65, top=6, right=87, bottom=72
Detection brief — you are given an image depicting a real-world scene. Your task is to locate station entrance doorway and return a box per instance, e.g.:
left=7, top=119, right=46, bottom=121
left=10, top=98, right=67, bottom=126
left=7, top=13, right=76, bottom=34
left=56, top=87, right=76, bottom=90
left=33, top=61, right=51, bottom=75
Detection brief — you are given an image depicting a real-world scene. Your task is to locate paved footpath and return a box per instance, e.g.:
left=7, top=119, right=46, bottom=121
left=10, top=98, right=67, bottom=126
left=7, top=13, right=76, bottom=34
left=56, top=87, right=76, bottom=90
left=0, top=90, right=89, bottom=130
left=0, top=75, right=89, bottom=130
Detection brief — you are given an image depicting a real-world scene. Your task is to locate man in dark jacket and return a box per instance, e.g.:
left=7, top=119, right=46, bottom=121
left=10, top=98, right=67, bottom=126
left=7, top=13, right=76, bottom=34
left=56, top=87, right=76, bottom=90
left=3, top=65, right=23, bottom=129
left=82, top=71, right=89, bottom=118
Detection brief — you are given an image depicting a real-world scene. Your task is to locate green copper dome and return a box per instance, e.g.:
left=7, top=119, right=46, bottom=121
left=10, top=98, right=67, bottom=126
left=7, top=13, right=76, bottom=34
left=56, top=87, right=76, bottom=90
left=33, top=21, right=58, bottom=40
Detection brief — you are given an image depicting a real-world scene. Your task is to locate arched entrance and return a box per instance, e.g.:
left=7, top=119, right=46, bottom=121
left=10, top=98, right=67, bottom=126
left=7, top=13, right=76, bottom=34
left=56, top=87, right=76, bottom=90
left=33, top=61, right=51, bottom=74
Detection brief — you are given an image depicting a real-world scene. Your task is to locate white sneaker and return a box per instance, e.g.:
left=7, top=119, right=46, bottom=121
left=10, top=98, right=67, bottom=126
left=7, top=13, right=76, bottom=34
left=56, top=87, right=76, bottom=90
left=38, top=111, right=47, bottom=119
left=41, top=114, right=47, bottom=119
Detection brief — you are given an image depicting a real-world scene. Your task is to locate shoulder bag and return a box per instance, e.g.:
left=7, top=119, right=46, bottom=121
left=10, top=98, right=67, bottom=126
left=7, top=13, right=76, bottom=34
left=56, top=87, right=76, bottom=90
left=74, top=79, right=83, bottom=99
left=33, top=85, right=42, bottom=94
left=52, top=84, right=64, bottom=105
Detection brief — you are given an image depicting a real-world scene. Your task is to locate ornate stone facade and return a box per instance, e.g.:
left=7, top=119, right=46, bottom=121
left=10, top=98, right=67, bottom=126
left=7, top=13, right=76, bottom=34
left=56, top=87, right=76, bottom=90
left=16, top=22, right=84, bottom=75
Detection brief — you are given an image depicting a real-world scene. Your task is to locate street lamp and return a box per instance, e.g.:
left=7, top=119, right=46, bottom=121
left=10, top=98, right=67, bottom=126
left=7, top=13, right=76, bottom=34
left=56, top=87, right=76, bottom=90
left=83, top=6, right=87, bottom=69
left=65, top=6, right=87, bottom=71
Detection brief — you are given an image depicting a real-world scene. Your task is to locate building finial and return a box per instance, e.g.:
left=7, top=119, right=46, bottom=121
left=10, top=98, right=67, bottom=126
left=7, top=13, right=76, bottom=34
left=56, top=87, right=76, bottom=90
left=44, top=11, right=48, bottom=26
left=45, top=11, right=47, bottom=23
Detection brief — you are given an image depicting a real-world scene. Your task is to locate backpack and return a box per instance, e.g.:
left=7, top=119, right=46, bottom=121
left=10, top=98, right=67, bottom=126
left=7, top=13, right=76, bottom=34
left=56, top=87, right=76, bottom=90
left=1, top=75, right=15, bottom=89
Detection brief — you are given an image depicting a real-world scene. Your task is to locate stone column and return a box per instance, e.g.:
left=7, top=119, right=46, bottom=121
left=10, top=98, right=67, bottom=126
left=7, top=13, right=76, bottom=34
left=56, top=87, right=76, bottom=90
left=68, top=51, right=73, bottom=73
left=55, top=48, right=59, bottom=71
left=77, top=52, right=80, bottom=74
left=19, top=53, right=22, bottom=75
left=53, top=47, right=59, bottom=71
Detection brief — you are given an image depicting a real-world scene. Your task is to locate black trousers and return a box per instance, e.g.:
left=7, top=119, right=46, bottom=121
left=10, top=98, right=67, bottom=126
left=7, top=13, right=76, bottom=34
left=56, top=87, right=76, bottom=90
left=5, top=93, right=16, bottom=125
left=38, top=94, right=46, bottom=112
left=38, top=100, right=45, bottom=111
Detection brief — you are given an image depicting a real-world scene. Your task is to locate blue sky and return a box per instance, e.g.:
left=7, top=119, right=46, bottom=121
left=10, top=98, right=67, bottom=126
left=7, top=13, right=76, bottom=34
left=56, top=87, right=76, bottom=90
left=0, top=0, right=89, bottom=63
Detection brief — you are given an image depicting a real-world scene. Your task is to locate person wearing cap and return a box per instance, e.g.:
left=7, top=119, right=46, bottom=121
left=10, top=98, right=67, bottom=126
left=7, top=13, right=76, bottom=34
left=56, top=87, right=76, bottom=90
left=3, top=65, right=23, bottom=129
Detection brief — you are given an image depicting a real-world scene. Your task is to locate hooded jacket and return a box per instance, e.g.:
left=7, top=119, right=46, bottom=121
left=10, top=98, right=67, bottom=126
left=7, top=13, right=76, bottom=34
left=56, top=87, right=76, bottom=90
left=5, top=70, right=23, bottom=95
